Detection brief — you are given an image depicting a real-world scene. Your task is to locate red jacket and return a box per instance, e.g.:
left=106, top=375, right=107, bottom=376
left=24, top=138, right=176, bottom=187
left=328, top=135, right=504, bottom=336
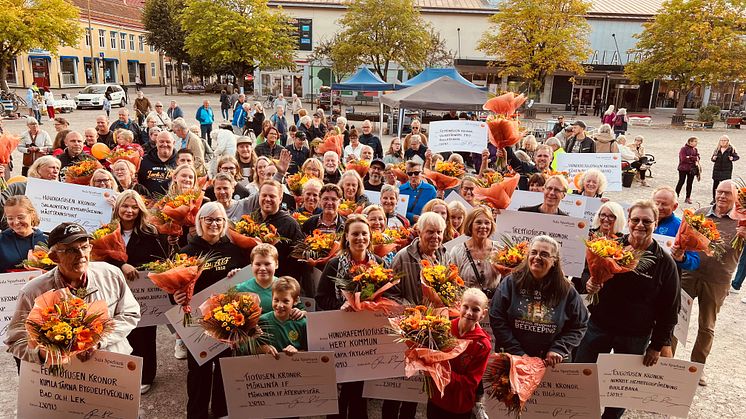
left=430, top=318, right=492, bottom=414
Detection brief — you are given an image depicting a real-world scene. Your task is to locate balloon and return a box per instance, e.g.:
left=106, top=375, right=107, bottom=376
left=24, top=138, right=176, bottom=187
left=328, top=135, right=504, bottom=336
left=6, top=175, right=26, bottom=185
left=91, top=143, right=111, bottom=160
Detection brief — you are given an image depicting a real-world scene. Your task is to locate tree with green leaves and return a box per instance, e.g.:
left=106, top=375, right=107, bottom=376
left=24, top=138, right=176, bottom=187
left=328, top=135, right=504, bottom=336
left=0, top=0, right=82, bottom=91
left=142, top=0, right=189, bottom=88
left=308, top=34, right=358, bottom=83
left=180, top=0, right=297, bottom=91
left=423, top=29, right=455, bottom=69
left=626, top=0, right=746, bottom=118
left=478, top=0, right=591, bottom=98
left=332, top=0, right=432, bottom=81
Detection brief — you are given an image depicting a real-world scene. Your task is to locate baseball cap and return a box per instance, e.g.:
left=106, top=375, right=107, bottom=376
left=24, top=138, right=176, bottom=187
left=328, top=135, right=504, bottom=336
left=571, top=120, right=586, bottom=129
left=295, top=131, right=307, bottom=141
left=236, top=136, right=253, bottom=146
left=48, top=222, right=93, bottom=248
left=370, top=158, right=386, bottom=169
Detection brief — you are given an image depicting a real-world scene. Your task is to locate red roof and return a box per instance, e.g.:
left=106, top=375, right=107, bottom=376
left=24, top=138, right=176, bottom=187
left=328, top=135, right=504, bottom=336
left=70, top=0, right=147, bottom=30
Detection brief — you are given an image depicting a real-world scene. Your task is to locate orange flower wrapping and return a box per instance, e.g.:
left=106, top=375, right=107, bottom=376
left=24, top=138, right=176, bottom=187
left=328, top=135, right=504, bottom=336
left=404, top=339, right=471, bottom=396
left=484, top=352, right=546, bottom=414
left=307, top=241, right=342, bottom=267
left=674, top=209, right=723, bottom=256
left=423, top=168, right=461, bottom=192
left=317, top=134, right=344, bottom=156
left=392, top=168, right=409, bottom=183
left=148, top=265, right=203, bottom=318
left=338, top=200, right=364, bottom=217
left=341, top=283, right=401, bottom=315
left=487, top=118, right=522, bottom=149
left=373, top=243, right=399, bottom=258
left=227, top=229, right=261, bottom=250
left=161, top=192, right=204, bottom=227
left=347, top=161, right=370, bottom=178
left=0, top=133, right=20, bottom=164
left=64, top=159, right=103, bottom=185
left=91, top=226, right=128, bottom=263
left=483, top=92, right=527, bottom=115
left=585, top=247, right=636, bottom=288
left=473, top=175, right=520, bottom=210
left=674, top=219, right=714, bottom=255
left=108, top=149, right=142, bottom=171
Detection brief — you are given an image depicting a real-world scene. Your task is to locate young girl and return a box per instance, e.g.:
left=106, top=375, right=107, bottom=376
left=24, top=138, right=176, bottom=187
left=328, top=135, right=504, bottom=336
left=427, top=288, right=492, bottom=419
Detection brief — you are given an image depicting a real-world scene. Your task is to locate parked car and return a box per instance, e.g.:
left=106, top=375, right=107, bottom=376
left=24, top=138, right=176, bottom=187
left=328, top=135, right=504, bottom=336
left=74, top=84, right=126, bottom=109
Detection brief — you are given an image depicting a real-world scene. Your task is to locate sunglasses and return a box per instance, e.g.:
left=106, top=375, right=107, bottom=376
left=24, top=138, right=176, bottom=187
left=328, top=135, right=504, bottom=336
left=406, top=171, right=421, bottom=176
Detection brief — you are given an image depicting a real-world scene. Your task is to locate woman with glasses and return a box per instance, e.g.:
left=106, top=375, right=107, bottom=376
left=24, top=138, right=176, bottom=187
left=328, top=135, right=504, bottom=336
left=0, top=156, right=60, bottom=224
left=111, top=160, right=150, bottom=197
left=383, top=136, right=404, bottom=165
left=0, top=196, right=47, bottom=273
left=403, top=119, right=428, bottom=150
left=174, top=202, right=245, bottom=419
left=90, top=169, right=121, bottom=207
left=572, top=202, right=627, bottom=294
left=518, top=175, right=570, bottom=216
left=490, top=235, right=588, bottom=368
left=205, top=156, right=251, bottom=201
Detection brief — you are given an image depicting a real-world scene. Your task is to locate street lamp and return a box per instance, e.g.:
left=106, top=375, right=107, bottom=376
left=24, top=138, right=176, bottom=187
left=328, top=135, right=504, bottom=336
left=457, top=28, right=461, bottom=59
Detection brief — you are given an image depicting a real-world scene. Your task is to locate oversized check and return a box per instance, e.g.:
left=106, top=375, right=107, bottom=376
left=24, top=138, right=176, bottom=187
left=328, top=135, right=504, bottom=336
left=165, top=266, right=253, bottom=366
left=507, top=190, right=586, bottom=218
left=18, top=351, right=142, bottom=419
left=25, top=177, right=113, bottom=233
left=129, top=271, right=175, bottom=327
left=221, top=352, right=338, bottom=418
left=363, top=375, right=427, bottom=403
left=306, top=310, right=406, bottom=382
left=582, top=197, right=631, bottom=225
left=673, top=289, right=694, bottom=348
left=428, top=120, right=488, bottom=154
left=364, top=190, right=409, bottom=217
left=652, top=234, right=674, bottom=254
left=493, top=210, right=590, bottom=276
left=597, top=354, right=703, bottom=417
left=486, top=364, right=601, bottom=419
left=555, top=153, right=623, bottom=191
left=0, top=271, right=39, bottom=345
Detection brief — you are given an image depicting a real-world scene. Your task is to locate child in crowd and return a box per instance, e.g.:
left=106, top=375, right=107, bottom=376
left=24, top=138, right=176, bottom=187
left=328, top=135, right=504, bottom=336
left=235, top=243, right=305, bottom=315
left=427, top=288, right=492, bottom=419
left=260, top=276, right=308, bottom=358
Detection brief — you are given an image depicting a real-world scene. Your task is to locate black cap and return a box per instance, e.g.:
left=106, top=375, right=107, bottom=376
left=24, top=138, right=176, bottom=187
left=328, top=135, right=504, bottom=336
left=48, top=222, right=93, bottom=248
left=370, top=158, right=386, bottom=169
left=295, top=131, right=307, bottom=141
left=571, top=120, right=586, bottom=129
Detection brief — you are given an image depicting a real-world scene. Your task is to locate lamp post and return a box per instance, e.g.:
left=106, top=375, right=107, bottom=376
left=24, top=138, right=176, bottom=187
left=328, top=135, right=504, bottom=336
left=457, top=28, right=461, bottom=60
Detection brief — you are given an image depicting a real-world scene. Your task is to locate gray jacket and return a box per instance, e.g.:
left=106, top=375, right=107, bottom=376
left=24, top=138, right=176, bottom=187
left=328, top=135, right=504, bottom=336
left=389, top=238, right=450, bottom=305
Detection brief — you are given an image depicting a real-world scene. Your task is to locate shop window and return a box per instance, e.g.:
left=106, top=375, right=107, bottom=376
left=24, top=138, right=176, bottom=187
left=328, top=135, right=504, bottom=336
left=60, top=58, right=77, bottom=85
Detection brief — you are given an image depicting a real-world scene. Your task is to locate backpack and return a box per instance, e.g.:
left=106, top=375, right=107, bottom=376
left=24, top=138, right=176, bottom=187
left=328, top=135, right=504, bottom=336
left=614, top=115, right=624, bottom=127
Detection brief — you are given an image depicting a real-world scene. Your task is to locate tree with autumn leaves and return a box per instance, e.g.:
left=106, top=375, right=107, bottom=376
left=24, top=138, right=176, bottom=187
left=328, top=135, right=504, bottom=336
left=478, top=0, right=592, bottom=99
left=626, top=0, right=746, bottom=118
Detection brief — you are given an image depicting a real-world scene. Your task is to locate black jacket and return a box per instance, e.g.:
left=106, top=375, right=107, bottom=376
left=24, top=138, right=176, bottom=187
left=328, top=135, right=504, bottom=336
left=517, top=204, right=568, bottom=216
left=359, top=133, right=383, bottom=159
left=711, top=146, right=740, bottom=180
left=180, top=235, right=246, bottom=294
left=316, top=254, right=385, bottom=311
left=105, top=227, right=169, bottom=269
left=287, top=145, right=310, bottom=175
left=258, top=210, right=305, bottom=279
left=204, top=183, right=251, bottom=202
left=110, top=119, right=141, bottom=144
left=254, top=141, right=284, bottom=159
left=404, top=146, right=428, bottom=162
left=323, top=169, right=342, bottom=185
left=137, top=148, right=178, bottom=196
left=57, top=151, right=94, bottom=171
left=251, top=112, right=265, bottom=137
left=565, top=136, right=596, bottom=153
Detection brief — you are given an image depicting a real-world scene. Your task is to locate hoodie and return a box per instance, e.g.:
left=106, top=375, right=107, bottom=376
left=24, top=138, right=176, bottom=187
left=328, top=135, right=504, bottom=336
left=180, top=235, right=246, bottom=294
left=593, top=131, right=619, bottom=153
left=137, top=147, right=178, bottom=196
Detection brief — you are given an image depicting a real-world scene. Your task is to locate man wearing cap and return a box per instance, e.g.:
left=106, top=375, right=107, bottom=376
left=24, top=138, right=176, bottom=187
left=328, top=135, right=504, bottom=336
left=5, top=222, right=140, bottom=366
left=364, top=158, right=386, bottom=191
left=287, top=131, right=310, bottom=175
left=565, top=120, right=595, bottom=153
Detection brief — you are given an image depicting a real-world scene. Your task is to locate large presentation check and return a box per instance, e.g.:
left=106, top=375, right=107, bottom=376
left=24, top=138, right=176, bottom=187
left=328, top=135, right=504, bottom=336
left=428, top=120, right=488, bottom=154
left=25, top=178, right=113, bottom=233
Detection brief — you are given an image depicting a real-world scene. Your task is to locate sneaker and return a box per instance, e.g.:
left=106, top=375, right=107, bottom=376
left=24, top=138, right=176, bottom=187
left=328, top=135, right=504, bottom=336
left=473, top=401, right=489, bottom=419
left=174, top=339, right=188, bottom=359
left=730, top=286, right=740, bottom=294
left=698, top=375, right=707, bottom=386
left=140, top=384, right=152, bottom=394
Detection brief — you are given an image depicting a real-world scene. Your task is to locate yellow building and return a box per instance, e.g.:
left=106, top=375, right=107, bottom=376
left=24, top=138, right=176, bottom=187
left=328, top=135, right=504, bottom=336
left=5, top=0, right=162, bottom=89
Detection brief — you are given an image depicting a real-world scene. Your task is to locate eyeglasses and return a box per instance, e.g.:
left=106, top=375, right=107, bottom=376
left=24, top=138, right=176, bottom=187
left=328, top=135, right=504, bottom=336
left=406, top=171, right=421, bottom=176
left=57, top=243, right=93, bottom=255
left=201, top=217, right=225, bottom=225
left=93, top=178, right=113, bottom=185
left=544, top=186, right=566, bottom=195
left=599, top=213, right=617, bottom=220
left=220, top=166, right=237, bottom=172
left=629, top=218, right=654, bottom=226
left=156, top=105, right=163, bottom=108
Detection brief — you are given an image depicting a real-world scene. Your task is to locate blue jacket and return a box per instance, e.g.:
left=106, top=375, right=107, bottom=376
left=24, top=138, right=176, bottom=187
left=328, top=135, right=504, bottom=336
left=400, top=180, right=436, bottom=223
left=0, top=228, right=48, bottom=273
left=232, top=105, right=248, bottom=128
left=195, top=106, right=214, bottom=125
left=655, top=214, right=700, bottom=271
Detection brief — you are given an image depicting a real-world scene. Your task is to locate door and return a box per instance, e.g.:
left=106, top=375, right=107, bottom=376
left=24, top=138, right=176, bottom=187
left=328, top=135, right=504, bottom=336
left=31, top=58, right=50, bottom=88
left=138, top=63, right=147, bottom=86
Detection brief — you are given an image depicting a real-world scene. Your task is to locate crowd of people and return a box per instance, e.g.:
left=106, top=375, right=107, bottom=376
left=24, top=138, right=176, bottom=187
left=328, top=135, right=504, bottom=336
left=0, top=92, right=744, bottom=419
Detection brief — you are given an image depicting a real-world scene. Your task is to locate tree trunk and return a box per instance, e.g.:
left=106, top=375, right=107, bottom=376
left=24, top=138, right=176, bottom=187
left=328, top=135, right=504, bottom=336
left=675, top=90, right=686, bottom=116
left=0, top=61, right=9, bottom=92
left=176, top=60, right=183, bottom=90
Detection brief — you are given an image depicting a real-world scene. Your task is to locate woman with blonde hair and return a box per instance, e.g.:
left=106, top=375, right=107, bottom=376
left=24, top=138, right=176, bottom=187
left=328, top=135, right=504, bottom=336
left=168, top=163, right=199, bottom=196
left=449, top=206, right=501, bottom=294
left=111, top=160, right=150, bottom=196
left=592, top=124, right=620, bottom=153
left=301, top=158, right=324, bottom=179
left=602, top=105, right=616, bottom=125
left=246, top=156, right=274, bottom=195
left=448, top=200, right=467, bottom=234
left=338, top=169, right=369, bottom=206
left=520, top=134, right=538, bottom=160
left=0, top=195, right=47, bottom=273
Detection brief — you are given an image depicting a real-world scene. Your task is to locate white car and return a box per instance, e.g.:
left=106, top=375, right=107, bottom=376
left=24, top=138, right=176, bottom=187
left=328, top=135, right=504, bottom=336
left=74, top=84, right=126, bottom=109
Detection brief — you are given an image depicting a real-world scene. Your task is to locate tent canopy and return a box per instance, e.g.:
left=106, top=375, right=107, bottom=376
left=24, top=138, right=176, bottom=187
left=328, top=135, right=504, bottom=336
left=331, top=67, right=394, bottom=91
left=396, top=68, right=485, bottom=90
left=380, top=76, right=488, bottom=111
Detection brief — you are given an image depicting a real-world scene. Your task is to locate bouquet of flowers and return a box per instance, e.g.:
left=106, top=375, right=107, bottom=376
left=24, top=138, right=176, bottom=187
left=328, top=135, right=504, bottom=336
left=286, top=172, right=310, bottom=196
left=291, top=229, right=341, bottom=267
left=542, top=169, right=570, bottom=180
left=338, top=199, right=364, bottom=217
left=420, top=260, right=465, bottom=313
left=424, top=162, right=464, bottom=192
left=491, top=237, right=529, bottom=276
left=141, top=253, right=208, bottom=325
left=316, top=133, right=344, bottom=156
left=476, top=171, right=505, bottom=188
left=0, top=133, right=20, bottom=165
left=474, top=175, right=520, bottom=211
left=729, top=178, right=746, bottom=251
left=228, top=214, right=282, bottom=251
left=292, top=210, right=314, bottom=226
left=584, top=237, right=649, bottom=305
left=346, top=159, right=370, bottom=178
left=391, top=162, right=409, bottom=183
left=389, top=305, right=471, bottom=396
left=64, top=159, right=102, bottom=185
left=674, top=209, right=725, bottom=257
left=19, top=244, right=57, bottom=272
left=483, top=92, right=527, bottom=150
left=90, top=222, right=128, bottom=263
left=199, top=289, right=266, bottom=355
left=335, top=261, right=401, bottom=314
left=24, top=288, right=112, bottom=374
left=107, top=146, right=142, bottom=170
left=483, top=352, right=547, bottom=417
left=149, top=190, right=204, bottom=236
left=371, top=230, right=398, bottom=258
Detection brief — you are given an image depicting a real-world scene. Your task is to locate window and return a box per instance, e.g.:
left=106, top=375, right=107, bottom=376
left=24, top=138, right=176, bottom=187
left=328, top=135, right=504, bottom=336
left=138, top=36, right=144, bottom=52
left=149, top=44, right=155, bottom=53
left=151, top=62, right=156, bottom=77
left=5, top=59, right=17, bottom=85
left=120, top=33, right=126, bottom=50
left=85, top=28, right=91, bottom=47
left=60, top=58, right=78, bottom=86
left=110, top=31, right=117, bottom=49
left=99, top=30, right=105, bottom=48
left=129, top=34, right=135, bottom=51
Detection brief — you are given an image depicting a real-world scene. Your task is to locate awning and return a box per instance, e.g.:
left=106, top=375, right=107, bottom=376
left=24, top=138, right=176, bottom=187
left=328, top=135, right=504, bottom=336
left=103, top=58, right=118, bottom=63
left=83, top=57, right=101, bottom=62
left=59, top=56, right=79, bottom=61
left=28, top=55, right=51, bottom=61
left=127, top=59, right=139, bottom=64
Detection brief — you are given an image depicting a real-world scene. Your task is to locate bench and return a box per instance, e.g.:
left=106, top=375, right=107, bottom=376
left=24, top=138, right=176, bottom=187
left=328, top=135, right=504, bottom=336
left=628, top=115, right=652, bottom=126
left=684, top=120, right=706, bottom=130
left=726, top=117, right=741, bottom=129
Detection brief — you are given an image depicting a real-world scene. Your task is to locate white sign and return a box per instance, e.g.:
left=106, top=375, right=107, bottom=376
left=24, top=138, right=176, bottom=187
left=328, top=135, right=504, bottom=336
left=444, top=191, right=474, bottom=212
left=364, top=190, right=409, bottom=217
left=25, top=178, right=113, bottom=233
left=486, top=364, right=601, bottom=419
left=18, top=351, right=142, bottom=419
left=428, top=120, right=488, bottom=154
left=443, top=234, right=468, bottom=253
left=363, top=375, right=427, bottom=403
left=0, top=271, right=39, bottom=346
left=555, top=153, right=623, bottom=192
left=597, top=354, right=703, bottom=417
left=493, top=210, right=590, bottom=277
left=129, top=271, right=175, bottom=327
left=165, top=266, right=253, bottom=366
left=652, top=234, right=674, bottom=255
left=306, top=310, right=406, bottom=382
left=582, top=197, right=631, bottom=226
left=221, top=352, right=339, bottom=418
left=674, top=289, right=694, bottom=348
left=507, top=190, right=586, bottom=218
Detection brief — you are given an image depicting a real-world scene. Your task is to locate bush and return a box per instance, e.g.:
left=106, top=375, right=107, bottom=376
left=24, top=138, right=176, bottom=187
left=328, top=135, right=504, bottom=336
left=697, top=105, right=721, bottom=123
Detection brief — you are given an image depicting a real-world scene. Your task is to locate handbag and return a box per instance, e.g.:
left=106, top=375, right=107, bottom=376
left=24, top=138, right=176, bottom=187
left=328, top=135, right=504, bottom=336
left=22, top=132, right=42, bottom=167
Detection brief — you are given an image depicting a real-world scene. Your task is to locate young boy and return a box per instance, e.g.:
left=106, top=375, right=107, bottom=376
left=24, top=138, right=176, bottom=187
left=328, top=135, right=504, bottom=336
left=427, top=288, right=492, bottom=419
left=236, top=244, right=305, bottom=316
left=260, top=276, right=307, bottom=358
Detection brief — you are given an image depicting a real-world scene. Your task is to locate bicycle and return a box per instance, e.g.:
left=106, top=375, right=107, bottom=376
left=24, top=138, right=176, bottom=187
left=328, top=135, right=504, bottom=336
left=0, top=90, right=27, bottom=117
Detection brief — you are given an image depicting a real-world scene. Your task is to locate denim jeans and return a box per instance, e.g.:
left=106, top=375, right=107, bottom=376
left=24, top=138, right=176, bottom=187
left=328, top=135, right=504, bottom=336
left=731, top=249, right=746, bottom=289
left=575, top=321, right=652, bottom=419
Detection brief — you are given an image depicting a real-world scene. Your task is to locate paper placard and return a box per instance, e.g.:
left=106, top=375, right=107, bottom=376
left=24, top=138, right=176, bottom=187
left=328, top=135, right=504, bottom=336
left=306, top=310, right=406, bottom=382
left=428, top=120, right=488, bottom=154
left=362, top=375, right=427, bottom=403
left=555, top=153, right=623, bottom=192
left=674, top=289, right=694, bottom=348
left=493, top=210, right=589, bottom=277
left=0, top=271, right=39, bottom=345
left=507, top=190, right=586, bottom=218
left=444, top=191, right=474, bottom=212
left=652, top=234, right=674, bottom=255
left=486, top=363, right=601, bottom=419
left=597, top=354, right=703, bottom=417
left=18, top=351, right=142, bottom=419
left=221, top=352, right=339, bottom=418
left=582, top=197, right=631, bottom=226
left=129, top=271, right=175, bottom=328
left=443, top=234, right=468, bottom=253
left=25, top=177, right=113, bottom=233
left=165, top=266, right=253, bottom=366
left=300, top=297, right=316, bottom=312
left=363, top=190, right=409, bottom=217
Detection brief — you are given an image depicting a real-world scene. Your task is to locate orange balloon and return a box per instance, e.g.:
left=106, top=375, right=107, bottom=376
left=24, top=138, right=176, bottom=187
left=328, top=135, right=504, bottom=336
left=6, top=175, right=26, bottom=185
left=91, top=143, right=111, bottom=160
